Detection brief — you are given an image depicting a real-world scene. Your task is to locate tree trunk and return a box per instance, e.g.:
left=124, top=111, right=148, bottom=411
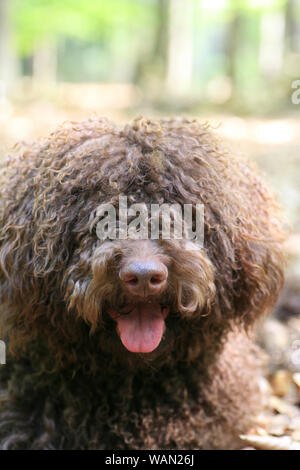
left=165, top=0, right=195, bottom=97
left=32, top=40, right=57, bottom=88
left=0, top=0, right=17, bottom=100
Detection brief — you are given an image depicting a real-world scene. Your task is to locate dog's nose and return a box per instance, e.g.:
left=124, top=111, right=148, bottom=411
left=120, top=260, right=168, bottom=297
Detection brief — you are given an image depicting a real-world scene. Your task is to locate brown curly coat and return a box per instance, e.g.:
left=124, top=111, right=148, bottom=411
left=0, top=117, right=285, bottom=449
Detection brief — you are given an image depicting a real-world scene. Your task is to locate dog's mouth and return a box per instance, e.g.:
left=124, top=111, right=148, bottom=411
left=108, top=303, right=169, bottom=353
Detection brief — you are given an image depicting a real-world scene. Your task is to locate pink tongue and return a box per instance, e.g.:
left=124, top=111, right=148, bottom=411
left=114, top=304, right=166, bottom=353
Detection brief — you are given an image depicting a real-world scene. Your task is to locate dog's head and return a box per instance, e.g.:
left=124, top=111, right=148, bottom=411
left=0, top=117, right=285, bottom=369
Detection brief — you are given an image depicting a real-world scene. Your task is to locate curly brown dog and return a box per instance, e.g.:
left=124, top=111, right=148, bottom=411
left=0, top=117, right=284, bottom=449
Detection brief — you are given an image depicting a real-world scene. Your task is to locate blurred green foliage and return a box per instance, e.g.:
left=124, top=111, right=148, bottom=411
left=14, top=0, right=155, bottom=56
left=14, top=0, right=289, bottom=56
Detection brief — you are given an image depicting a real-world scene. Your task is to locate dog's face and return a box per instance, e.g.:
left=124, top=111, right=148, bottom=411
left=70, top=237, right=215, bottom=359
left=0, top=117, right=285, bottom=368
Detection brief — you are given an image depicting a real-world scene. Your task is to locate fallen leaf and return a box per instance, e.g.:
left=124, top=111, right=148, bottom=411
left=270, top=370, right=293, bottom=397
left=240, top=434, right=300, bottom=450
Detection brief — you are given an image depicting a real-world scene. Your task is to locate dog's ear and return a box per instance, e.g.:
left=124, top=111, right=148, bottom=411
left=203, top=157, right=286, bottom=327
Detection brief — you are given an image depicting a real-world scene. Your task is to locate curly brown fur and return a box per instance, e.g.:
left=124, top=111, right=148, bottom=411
left=0, top=117, right=285, bottom=449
